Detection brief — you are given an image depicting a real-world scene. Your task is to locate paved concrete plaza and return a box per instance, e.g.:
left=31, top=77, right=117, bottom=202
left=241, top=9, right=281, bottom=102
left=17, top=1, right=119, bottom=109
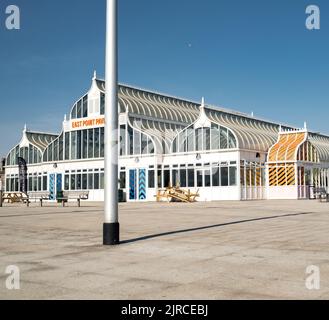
left=0, top=200, right=329, bottom=300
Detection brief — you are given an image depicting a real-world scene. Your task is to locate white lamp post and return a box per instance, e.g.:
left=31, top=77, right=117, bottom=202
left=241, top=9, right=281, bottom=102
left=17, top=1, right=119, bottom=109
left=103, top=0, right=120, bottom=245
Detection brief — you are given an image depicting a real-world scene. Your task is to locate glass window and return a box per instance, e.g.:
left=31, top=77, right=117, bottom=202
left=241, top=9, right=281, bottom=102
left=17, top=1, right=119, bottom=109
left=179, top=131, right=187, bottom=153
left=157, top=169, right=162, bottom=188
left=220, top=127, right=228, bottom=149
left=141, top=134, right=148, bottom=155
left=77, top=100, right=82, bottom=119
left=77, top=131, right=82, bottom=160
left=88, top=173, right=93, bottom=189
left=211, top=124, right=220, bottom=150
left=59, top=134, right=63, bottom=161
left=100, top=93, right=105, bottom=115
left=76, top=174, right=82, bottom=190
left=100, top=173, right=104, bottom=189
left=71, top=131, right=77, bottom=160
left=70, top=175, right=76, bottom=190
left=100, top=127, right=105, bottom=157
left=64, top=175, right=69, bottom=190
left=180, top=169, right=187, bottom=188
left=94, top=173, right=100, bottom=190
left=94, top=128, right=100, bottom=158
left=88, top=129, right=94, bottom=158
left=163, top=170, right=170, bottom=188
left=187, top=128, right=194, bottom=152
left=204, top=128, right=211, bottom=151
left=134, top=130, right=141, bottom=155
left=71, top=104, right=77, bottom=119
left=148, top=170, right=154, bottom=188
left=43, top=176, right=48, bottom=191
left=83, top=95, right=88, bottom=117
left=128, top=126, right=133, bottom=155
left=212, top=167, right=220, bottom=186
left=65, top=132, right=70, bottom=160
left=197, top=170, right=203, bottom=187
left=205, top=170, right=211, bottom=187
left=82, top=174, right=88, bottom=190
left=120, top=171, right=126, bottom=189
left=221, top=167, right=229, bottom=186
left=188, top=169, right=195, bottom=187
left=172, top=169, right=179, bottom=187
left=195, top=128, right=203, bottom=151
left=119, top=126, right=126, bottom=156
left=82, top=130, right=88, bottom=159
left=228, top=131, right=237, bottom=148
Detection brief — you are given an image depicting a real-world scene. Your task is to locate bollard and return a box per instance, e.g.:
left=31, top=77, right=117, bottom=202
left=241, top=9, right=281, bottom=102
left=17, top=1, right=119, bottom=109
left=0, top=190, right=3, bottom=207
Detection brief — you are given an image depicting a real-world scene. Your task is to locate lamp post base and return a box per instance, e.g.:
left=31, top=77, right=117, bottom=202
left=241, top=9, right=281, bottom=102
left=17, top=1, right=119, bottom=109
left=103, top=222, right=120, bottom=245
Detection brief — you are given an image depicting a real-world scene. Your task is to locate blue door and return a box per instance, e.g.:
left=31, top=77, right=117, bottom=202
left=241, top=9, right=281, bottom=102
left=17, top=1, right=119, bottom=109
left=49, top=174, right=56, bottom=200
left=129, top=169, right=137, bottom=200
left=56, top=174, right=62, bottom=198
left=139, top=169, right=147, bottom=200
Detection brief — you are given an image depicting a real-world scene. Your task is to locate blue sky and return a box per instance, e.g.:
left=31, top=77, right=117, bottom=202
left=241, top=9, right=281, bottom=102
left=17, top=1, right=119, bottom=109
left=0, top=0, right=328, bottom=156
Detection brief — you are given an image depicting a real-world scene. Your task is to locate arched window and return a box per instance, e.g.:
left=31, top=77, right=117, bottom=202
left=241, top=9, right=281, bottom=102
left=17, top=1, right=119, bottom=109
left=6, top=144, right=42, bottom=166
left=172, top=123, right=237, bottom=153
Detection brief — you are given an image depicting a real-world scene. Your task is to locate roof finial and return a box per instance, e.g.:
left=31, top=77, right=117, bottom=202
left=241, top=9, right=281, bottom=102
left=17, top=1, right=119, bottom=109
left=23, top=124, right=27, bottom=132
left=64, top=114, right=67, bottom=121
left=200, top=97, right=205, bottom=110
left=304, top=121, right=307, bottom=130
left=93, top=70, right=97, bottom=80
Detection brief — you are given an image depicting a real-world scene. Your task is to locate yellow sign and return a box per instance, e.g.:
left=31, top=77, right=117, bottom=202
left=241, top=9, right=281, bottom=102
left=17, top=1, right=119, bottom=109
left=71, top=117, right=105, bottom=129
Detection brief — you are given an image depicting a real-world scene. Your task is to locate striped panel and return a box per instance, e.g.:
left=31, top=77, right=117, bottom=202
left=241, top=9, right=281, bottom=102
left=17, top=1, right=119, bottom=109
left=256, top=167, right=261, bottom=186
left=269, top=135, right=289, bottom=162
left=277, top=166, right=286, bottom=186
left=286, top=165, right=295, bottom=186
left=286, top=133, right=306, bottom=160
left=138, top=169, right=146, bottom=200
left=269, top=165, right=277, bottom=186
left=49, top=174, right=55, bottom=200
left=129, top=170, right=136, bottom=200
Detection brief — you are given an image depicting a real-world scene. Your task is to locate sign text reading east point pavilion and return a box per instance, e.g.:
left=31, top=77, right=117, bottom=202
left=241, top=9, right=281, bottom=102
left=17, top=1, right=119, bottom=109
left=71, top=117, right=105, bottom=129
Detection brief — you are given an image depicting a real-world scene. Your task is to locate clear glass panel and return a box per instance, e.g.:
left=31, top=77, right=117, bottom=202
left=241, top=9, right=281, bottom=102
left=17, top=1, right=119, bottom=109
left=94, top=128, right=100, bottom=158
left=83, top=95, right=88, bottom=117
left=70, top=131, right=77, bottom=160
left=220, top=127, right=228, bottom=149
left=76, top=131, right=82, bottom=160
left=82, top=130, right=88, bottom=159
left=187, top=128, right=194, bottom=152
left=221, top=167, right=229, bottom=186
left=211, top=124, right=220, bottom=150
left=228, top=131, right=237, bottom=148
left=133, top=130, right=141, bottom=155
left=100, top=127, right=105, bottom=157
left=120, top=125, right=126, bottom=156
left=100, top=93, right=105, bottom=115
left=204, top=128, right=211, bottom=151
left=71, top=104, right=77, bottom=119
left=212, top=167, right=220, bottom=186
left=197, top=170, right=203, bottom=187
left=77, top=100, right=82, bottom=119
left=65, top=132, right=70, bottom=160
left=229, top=167, right=237, bottom=186
left=141, top=134, right=148, bottom=155
left=148, top=170, right=154, bottom=188
left=180, top=169, right=187, bottom=188
left=88, top=129, right=94, bottom=158
left=195, top=128, right=203, bottom=151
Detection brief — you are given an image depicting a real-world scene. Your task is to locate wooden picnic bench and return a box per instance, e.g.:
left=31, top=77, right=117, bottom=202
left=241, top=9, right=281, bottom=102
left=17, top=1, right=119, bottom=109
left=57, top=191, right=89, bottom=207
left=314, top=187, right=329, bottom=203
left=27, top=192, right=50, bottom=207
left=1, top=192, right=30, bottom=207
